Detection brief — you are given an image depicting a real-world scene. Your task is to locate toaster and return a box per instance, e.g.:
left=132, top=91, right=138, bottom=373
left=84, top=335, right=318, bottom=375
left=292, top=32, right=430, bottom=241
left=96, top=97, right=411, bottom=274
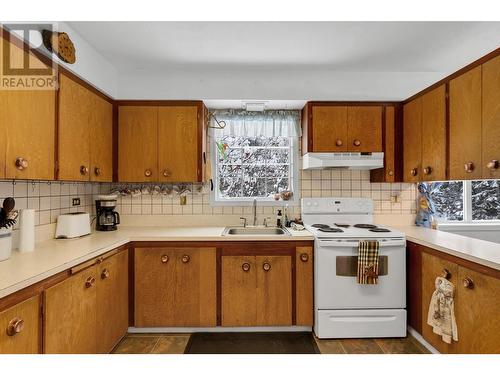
left=55, top=212, right=91, bottom=239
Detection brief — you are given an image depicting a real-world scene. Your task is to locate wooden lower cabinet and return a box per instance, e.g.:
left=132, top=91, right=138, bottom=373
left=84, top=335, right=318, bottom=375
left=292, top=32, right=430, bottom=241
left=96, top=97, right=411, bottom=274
left=0, top=295, right=40, bottom=354
left=221, top=255, right=292, bottom=326
left=134, top=247, right=217, bottom=327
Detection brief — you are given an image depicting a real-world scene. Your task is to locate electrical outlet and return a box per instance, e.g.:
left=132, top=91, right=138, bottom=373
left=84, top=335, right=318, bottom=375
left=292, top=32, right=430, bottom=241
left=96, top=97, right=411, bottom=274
left=72, top=198, right=81, bottom=206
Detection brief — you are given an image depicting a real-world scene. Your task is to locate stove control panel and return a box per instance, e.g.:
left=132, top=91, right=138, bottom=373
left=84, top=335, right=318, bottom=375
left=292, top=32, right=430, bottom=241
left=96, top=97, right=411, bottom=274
left=301, top=198, right=373, bottom=214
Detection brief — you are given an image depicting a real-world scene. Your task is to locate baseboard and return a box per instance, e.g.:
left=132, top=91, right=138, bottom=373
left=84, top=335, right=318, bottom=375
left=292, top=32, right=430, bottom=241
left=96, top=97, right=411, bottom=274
left=128, top=326, right=312, bottom=333
left=407, top=326, right=439, bottom=354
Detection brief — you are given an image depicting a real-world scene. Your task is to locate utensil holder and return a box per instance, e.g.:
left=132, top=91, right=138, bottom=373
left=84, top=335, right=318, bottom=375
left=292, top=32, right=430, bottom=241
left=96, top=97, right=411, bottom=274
left=0, top=227, right=13, bottom=262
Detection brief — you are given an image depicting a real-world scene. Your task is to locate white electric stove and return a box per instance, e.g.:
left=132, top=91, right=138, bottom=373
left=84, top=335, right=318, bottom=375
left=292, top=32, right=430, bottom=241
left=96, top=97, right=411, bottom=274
left=302, top=197, right=407, bottom=339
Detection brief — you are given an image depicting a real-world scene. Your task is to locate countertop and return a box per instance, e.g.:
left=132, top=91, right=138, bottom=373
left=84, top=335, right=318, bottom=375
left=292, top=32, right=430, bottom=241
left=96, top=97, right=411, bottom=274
left=0, top=226, right=314, bottom=299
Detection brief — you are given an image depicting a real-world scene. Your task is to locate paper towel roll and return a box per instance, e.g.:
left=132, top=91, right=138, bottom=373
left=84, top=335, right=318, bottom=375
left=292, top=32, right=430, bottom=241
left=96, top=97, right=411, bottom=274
left=18, top=209, right=35, bottom=253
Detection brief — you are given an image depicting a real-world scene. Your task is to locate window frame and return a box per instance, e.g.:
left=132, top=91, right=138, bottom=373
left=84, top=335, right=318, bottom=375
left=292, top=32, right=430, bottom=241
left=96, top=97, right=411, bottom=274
left=209, top=134, right=300, bottom=207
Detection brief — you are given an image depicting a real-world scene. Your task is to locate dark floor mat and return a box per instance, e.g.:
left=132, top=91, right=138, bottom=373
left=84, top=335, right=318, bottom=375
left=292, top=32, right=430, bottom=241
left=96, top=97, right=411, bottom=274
left=185, top=332, right=320, bottom=354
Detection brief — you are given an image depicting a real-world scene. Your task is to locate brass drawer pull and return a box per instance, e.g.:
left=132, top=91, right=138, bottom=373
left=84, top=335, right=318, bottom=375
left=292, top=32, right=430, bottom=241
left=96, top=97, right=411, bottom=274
left=144, top=169, right=152, bottom=177
left=80, top=165, right=89, bottom=175
left=300, top=253, right=309, bottom=262
left=442, top=269, right=451, bottom=280
left=263, top=262, right=271, bottom=272
left=6, top=317, right=25, bottom=336
left=161, top=255, right=169, bottom=263
left=85, top=276, right=96, bottom=288
left=353, top=139, right=361, bottom=147
left=487, top=160, right=499, bottom=170
left=162, top=169, right=171, bottom=177
left=388, top=170, right=394, bottom=177
left=423, top=166, right=432, bottom=175
left=101, top=268, right=110, bottom=279
left=464, top=162, right=474, bottom=173
left=94, top=167, right=101, bottom=176
left=463, top=277, right=474, bottom=289
left=182, top=255, right=190, bottom=263
left=15, top=157, right=28, bottom=170
left=242, top=262, right=250, bottom=272
left=335, top=139, right=343, bottom=147
left=410, top=168, right=418, bottom=177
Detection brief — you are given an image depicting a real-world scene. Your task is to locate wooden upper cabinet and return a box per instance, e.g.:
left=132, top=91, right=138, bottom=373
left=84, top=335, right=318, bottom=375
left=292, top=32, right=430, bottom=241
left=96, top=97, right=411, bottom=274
left=96, top=250, right=129, bottom=353
left=118, top=106, right=158, bottom=182
left=310, top=105, right=348, bottom=152
left=347, top=106, right=382, bottom=152
left=403, top=98, right=422, bottom=182
left=134, top=247, right=217, bottom=327
left=0, top=295, right=40, bottom=354
left=449, top=66, right=482, bottom=180
left=90, top=95, right=113, bottom=182
left=481, top=54, right=500, bottom=179
left=421, top=85, right=446, bottom=181
left=58, top=74, right=92, bottom=181
left=0, top=37, right=56, bottom=180
left=158, top=105, right=200, bottom=182
left=44, top=266, right=98, bottom=354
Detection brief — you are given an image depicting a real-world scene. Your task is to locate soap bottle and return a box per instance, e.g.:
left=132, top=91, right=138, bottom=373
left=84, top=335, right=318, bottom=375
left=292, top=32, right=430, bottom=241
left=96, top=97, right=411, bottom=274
left=276, top=209, right=282, bottom=227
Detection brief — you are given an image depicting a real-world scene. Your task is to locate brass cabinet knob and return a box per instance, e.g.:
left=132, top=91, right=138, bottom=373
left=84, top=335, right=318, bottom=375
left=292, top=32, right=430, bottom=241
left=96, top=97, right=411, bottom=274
left=410, top=168, right=418, bottom=177
left=423, top=166, right=432, bottom=175
left=463, top=277, right=474, bottom=289
left=300, top=253, right=309, bottom=262
left=353, top=139, right=361, bottom=147
left=144, top=169, right=152, bottom=177
left=388, top=170, right=394, bottom=177
left=101, top=268, right=110, bottom=280
left=96, top=256, right=104, bottom=264
left=94, top=167, right=101, bottom=176
left=162, top=169, right=171, bottom=177
left=486, top=160, right=499, bottom=170
left=15, top=157, right=28, bottom=170
left=85, top=276, right=96, bottom=288
left=80, top=165, right=89, bottom=175
left=263, top=262, right=271, bottom=272
left=464, top=162, right=474, bottom=173
left=6, top=317, right=24, bottom=336
left=335, top=139, right=343, bottom=147
left=182, top=255, right=190, bottom=263
left=242, top=262, right=250, bottom=272
left=441, top=269, right=451, bottom=280
left=161, top=254, right=169, bottom=263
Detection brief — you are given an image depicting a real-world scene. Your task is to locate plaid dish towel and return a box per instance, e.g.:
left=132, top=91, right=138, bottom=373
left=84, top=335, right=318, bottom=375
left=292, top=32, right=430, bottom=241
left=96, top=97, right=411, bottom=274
left=357, top=240, right=380, bottom=284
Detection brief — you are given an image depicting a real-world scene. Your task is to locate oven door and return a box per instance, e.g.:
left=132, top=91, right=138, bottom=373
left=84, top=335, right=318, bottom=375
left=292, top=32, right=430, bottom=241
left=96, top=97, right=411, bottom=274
left=315, top=238, right=406, bottom=310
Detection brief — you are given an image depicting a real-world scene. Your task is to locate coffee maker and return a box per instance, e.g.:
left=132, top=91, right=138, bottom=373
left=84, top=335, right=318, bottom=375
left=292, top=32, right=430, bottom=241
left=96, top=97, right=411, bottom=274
left=95, top=195, right=120, bottom=231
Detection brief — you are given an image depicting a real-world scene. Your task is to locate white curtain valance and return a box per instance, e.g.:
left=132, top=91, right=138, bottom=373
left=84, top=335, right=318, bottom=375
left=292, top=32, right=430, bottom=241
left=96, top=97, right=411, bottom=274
left=211, top=110, right=302, bottom=138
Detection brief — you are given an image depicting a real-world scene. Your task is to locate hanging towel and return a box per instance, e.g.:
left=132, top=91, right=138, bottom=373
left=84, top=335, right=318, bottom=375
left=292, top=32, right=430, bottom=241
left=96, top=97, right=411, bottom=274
left=357, top=240, right=380, bottom=284
left=427, top=276, right=458, bottom=344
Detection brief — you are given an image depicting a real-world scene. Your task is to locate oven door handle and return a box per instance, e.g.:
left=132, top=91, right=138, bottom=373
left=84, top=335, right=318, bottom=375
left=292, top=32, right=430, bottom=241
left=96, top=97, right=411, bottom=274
left=317, top=239, right=406, bottom=248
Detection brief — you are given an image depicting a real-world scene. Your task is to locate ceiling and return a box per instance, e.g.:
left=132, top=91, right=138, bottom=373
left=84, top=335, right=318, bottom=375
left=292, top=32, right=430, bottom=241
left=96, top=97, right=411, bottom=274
left=68, top=21, right=500, bottom=106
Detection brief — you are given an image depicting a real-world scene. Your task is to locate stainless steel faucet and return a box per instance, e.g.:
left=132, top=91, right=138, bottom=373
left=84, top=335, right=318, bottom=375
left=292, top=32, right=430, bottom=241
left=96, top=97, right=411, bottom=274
left=253, top=198, right=257, bottom=226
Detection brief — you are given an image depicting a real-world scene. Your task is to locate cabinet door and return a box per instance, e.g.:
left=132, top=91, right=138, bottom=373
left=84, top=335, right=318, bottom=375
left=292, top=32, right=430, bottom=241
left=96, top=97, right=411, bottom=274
left=482, top=55, right=500, bottom=179
left=96, top=250, right=129, bottom=353
left=449, top=66, right=482, bottom=180
left=0, top=295, right=40, bottom=354
left=295, top=247, right=313, bottom=326
left=135, top=247, right=217, bottom=327
left=58, top=74, right=91, bottom=181
left=421, top=85, right=446, bottom=181
left=256, top=256, right=292, bottom=326
left=347, top=106, right=382, bottom=152
left=421, top=252, right=459, bottom=354
left=158, top=106, right=200, bottom=182
left=44, top=267, right=98, bottom=353
left=90, top=94, right=113, bottom=182
left=455, top=266, right=500, bottom=353
left=311, top=106, right=348, bottom=152
left=118, top=106, right=158, bottom=182
left=221, top=256, right=258, bottom=326
left=403, top=98, right=422, bottom=182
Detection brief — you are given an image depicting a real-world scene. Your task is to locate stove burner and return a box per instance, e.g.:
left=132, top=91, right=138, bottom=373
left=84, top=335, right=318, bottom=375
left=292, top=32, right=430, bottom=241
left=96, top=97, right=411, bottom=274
left=318, top=227, right=344, bottom=233
left=369, top=228, right=391, bottom=233
left=334, top=223, right=351, bottom=228
left=353, top=224, right=378, bottom=229
left=311, top=224, right=330, bottom=229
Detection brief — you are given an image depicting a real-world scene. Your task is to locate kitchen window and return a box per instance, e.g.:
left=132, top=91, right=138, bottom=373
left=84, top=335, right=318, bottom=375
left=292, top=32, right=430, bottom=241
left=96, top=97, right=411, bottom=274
left=210, top=110, right=301, bottom=205
left=420, top=180, right=500, bottom=222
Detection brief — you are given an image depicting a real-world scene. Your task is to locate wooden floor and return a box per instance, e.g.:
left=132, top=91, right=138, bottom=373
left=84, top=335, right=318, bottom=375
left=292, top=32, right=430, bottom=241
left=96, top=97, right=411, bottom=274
left=112, top=333, right=429, bottom=354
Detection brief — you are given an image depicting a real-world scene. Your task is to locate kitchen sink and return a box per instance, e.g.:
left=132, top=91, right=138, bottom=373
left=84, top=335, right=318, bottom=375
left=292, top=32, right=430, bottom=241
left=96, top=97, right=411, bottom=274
left=222, top=227, right=290, bottom=236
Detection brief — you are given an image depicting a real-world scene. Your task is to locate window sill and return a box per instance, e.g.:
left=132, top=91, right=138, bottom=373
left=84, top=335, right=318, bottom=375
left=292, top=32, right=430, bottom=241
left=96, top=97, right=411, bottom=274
left=437, top=222, right=500, bottom=232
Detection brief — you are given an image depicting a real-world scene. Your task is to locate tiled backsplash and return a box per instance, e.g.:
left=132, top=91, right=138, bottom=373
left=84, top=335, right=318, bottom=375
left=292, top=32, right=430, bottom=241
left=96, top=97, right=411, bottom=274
left=1, top=170, right=416, bottom=229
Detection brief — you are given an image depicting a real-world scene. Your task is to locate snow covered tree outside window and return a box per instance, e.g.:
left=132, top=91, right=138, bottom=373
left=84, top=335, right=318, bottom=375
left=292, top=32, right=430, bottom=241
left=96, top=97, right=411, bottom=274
left=215, top=135, right=292, bottom=199
left=422, top=181, right=464, bottom=221
left=471, top=180, right=500, bottom=220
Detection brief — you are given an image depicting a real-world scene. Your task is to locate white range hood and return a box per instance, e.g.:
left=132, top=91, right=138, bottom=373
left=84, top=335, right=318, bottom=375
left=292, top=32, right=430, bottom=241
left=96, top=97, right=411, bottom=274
left=302, top=152, right=384, bottom=170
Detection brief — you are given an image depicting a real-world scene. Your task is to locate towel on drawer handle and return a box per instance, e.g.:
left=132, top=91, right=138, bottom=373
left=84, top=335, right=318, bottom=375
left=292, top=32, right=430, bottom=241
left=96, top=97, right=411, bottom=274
left=357, top=240, right=380, bottom=284
left=427, top=276, right=458, bottom=344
